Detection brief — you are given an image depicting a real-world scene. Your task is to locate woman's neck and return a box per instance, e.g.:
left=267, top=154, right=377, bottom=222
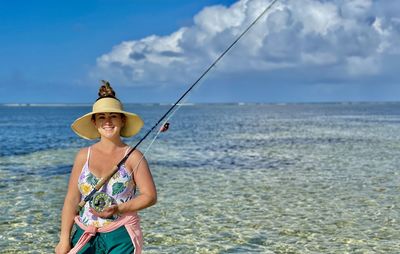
left=96, top=137, right=126, bottom=153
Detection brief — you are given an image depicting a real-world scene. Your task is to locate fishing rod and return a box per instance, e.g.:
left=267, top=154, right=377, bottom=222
left=77, top=0, right=280, bottom=212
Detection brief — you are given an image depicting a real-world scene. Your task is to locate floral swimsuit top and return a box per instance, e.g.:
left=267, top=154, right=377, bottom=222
left=78, top=146, right=135, bottom=227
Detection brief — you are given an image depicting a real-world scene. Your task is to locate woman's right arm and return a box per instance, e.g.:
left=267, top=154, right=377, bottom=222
left=55, top=148, right=87, bottom=254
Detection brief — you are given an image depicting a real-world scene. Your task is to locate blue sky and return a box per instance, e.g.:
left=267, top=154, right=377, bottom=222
left=1, top=0, right=399, bottom=103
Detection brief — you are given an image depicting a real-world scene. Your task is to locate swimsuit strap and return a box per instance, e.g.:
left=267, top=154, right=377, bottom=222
left=86, top=146, right=92, bottom=164
left=124, top=146, right=131, bottom=157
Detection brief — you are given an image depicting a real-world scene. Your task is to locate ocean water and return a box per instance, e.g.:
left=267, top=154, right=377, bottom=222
left=0, top=103, right=399, bottom=253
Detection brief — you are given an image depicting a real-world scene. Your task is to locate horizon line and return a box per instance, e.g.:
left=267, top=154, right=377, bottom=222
left=1, top=101, right=400, bottom=107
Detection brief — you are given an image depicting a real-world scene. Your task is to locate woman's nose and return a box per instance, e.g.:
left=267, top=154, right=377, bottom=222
left=104, top=116, right=112, bottom=123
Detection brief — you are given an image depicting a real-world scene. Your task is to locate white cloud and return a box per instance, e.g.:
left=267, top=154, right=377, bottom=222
left=340, top=0, right=372, bottom=18
left=91, top=0, right=400, bottom=87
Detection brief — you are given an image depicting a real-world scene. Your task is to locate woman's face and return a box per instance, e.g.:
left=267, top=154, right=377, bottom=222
left=93, top=112, right=125, bottom=138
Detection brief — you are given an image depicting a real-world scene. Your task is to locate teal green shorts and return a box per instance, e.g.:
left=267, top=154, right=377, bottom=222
left=71, top=224, right=135, bottom=254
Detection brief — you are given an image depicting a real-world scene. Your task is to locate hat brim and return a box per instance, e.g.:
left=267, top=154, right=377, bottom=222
left=71, top=108, right=144, bottom=140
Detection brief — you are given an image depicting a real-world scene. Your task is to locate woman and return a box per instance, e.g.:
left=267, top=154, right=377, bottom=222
left=55, top=81, right=157, bottom=254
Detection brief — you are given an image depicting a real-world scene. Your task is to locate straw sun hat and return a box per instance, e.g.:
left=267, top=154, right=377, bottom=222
left=71, top=81, right=144, bottom=140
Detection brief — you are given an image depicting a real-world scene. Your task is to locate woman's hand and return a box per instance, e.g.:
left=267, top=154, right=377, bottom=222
left=55, top=240, right=71, bottom=254
left=89, top=205, right=119, bottom=219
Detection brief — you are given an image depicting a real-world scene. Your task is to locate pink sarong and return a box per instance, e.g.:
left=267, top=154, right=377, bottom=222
left=68, top=213, right=143, bottom=254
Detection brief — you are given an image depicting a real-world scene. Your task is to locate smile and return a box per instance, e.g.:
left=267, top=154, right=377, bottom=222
left=102, top=126, right=115, bottom=131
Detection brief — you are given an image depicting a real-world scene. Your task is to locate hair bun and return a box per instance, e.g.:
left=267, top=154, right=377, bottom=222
left=98, top=80, right=116, bottom=99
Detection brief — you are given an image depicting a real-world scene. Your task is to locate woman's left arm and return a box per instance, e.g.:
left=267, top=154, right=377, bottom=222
left=92, top=150, right=157, bottom=218
left=118, top=150, right=157, bottom=212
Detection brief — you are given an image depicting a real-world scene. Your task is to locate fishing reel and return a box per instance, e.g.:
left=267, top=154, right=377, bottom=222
left=90, top=192, right=113, bottom=213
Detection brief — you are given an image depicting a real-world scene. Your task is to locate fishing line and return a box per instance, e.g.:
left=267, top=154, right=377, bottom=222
left=130, top=94, right=192, bottom=175
left=130, top=0, right=281, bottom=171
left=78, top=0, right=280, bottom=211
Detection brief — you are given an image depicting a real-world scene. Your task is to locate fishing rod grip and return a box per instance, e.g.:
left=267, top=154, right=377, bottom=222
left=95, top=165, right=119, bottom=188
left=76, top=165, right=119, bottom=212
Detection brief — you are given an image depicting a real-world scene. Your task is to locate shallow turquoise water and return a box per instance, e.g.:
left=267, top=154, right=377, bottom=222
left=0, top=103, right=399, bottom=253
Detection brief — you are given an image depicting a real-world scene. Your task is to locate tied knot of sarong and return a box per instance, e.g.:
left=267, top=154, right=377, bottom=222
left=86, top=225, right=97, bottom=236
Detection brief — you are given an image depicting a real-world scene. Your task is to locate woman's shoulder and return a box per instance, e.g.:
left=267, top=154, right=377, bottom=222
left=126, top=148, right=143, bottom=159
left=74, top=147, right=90, bottom=164
left=69, top=147, right=91, bottom=175
left=125, top=148, right=145, bottom=167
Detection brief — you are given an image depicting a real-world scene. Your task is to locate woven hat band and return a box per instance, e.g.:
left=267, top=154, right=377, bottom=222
left=93, top=98, right=123, bottom=112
